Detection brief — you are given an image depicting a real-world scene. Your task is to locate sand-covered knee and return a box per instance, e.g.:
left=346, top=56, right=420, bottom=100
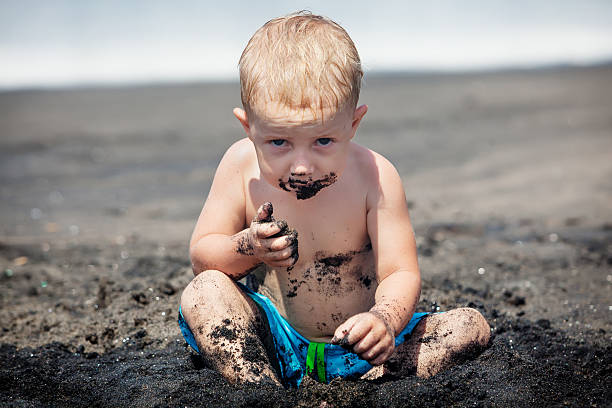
left=454, top=308, right=491, bottom=347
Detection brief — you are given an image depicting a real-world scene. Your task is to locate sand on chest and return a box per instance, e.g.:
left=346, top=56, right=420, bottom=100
left=254, top=243, right=376, bottom=338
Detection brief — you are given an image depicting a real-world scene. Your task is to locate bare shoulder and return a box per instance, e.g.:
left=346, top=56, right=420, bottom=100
left=190, top=138, right=255, bottom=244
left=349, top=143, right=404, bottom=197
left=207, top=137, right=256, bottom=207
left=221, top=137, right=256, bottom=169
left=211, top=138, right=258, bottom=186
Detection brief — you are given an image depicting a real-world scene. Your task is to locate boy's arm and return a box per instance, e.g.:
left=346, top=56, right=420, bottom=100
left=189, top=140, right=295, bottom=279
left=332, top=153, right=420, bottom=365
left=367, top=153, right=421, bottom=334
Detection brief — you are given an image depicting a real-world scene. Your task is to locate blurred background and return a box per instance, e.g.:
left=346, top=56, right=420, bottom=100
left=2, top=0, right=612, bottom=88
left=1, top=0, right=611, bottom=246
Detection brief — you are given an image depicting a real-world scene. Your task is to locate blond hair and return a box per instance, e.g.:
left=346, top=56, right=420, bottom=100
left=238, top=11, right=363, bottom=121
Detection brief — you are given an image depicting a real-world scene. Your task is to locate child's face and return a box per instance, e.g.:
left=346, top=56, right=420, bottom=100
left=235, top=103, right=367, bottom=199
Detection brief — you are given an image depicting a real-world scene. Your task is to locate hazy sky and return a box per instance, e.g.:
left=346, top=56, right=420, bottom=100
left=1, top=0, right=611, bottom=88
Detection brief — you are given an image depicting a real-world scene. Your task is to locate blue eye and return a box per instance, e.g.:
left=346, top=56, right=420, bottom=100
left=271, top=139, right=286, bottom=147
left=317, top=138, right=332, bottom=146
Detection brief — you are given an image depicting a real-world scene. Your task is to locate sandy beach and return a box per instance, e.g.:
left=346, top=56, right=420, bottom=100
left=1, top=65, right=611, bottom=406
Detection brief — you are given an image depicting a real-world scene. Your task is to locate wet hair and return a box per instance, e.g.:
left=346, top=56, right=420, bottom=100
left=238, top=11, right=363, bottom=122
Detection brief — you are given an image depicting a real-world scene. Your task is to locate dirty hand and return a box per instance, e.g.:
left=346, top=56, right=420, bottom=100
left=248, top=202, right=298, bottom=267
left=331, top=312, right=395, bottom=365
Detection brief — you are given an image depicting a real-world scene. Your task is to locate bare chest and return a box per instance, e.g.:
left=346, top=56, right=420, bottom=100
left=245, top=176, right=370, bottom=262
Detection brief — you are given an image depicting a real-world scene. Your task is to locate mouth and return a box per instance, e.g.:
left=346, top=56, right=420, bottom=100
left=278, top=173, right=337, bottom=200
left=286, top=178, right=310, bottom=185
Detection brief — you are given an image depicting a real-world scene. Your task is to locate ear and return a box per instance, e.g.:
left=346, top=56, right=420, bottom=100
left=351, top=104, right=368, bottom=132
left=233, top=108, right=251, bottom=136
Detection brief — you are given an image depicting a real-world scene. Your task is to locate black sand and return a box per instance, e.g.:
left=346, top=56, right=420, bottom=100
left=1, top=65, right=611, bottom=406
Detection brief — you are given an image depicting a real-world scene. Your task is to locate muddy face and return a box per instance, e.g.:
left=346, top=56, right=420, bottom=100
left=278, top=172, right=337, bottom=200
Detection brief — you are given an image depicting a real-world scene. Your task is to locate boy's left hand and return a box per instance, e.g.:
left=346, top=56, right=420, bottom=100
left=330, top=312, right=395, bottom=365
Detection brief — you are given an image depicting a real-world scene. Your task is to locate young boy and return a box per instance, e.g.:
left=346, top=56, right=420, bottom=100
left=179, top=11, right=490, bottom=387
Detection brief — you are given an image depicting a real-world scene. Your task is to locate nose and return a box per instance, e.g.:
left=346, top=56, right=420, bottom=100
left=290, top=153, right=313, bottom=177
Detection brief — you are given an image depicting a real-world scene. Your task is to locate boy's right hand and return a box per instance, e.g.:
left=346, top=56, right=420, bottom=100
left=248, top=202, right=298, bottom=268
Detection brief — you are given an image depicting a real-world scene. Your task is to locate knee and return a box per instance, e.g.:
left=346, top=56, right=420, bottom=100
left=452, top=307, right=491, bottom=348
left=180, top=270, right=232, bottom=315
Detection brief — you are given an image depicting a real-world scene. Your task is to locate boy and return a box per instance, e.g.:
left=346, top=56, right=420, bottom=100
left=179, top=11, right=490, bottom=387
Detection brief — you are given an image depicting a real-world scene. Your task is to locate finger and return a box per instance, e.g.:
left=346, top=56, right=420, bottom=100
left=266, top=257, right=297, bottom=268
left=370, top=345, right=395, bottom=366
left=256, top=202, right=273, bottom=222
left=331, top=314, right=360, bottom=344
left=262, top=236, right=291, bottom=251
left=359, top=340, right=387, bottom=362
left=369, top=352, right=389, bottom=366
left=268, top=220, right=288, bottom=238
left=331, top=314, right=369, bottom=345
left=358, top=333, right=393, bottom=361
left=352, top=329, right=381, bottom=354
left=261, top=246, right=296, bottom=262
left=342, top=317, right=373, bottom=346
left=255, top=222, right=282, bottom=239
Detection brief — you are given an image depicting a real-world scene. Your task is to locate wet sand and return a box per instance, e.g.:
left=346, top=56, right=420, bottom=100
left=1, top=65, right=611, bottom=406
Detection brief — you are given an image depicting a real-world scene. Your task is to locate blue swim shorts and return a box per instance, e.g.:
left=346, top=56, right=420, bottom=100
left=178, top=281, right=429, bottom=387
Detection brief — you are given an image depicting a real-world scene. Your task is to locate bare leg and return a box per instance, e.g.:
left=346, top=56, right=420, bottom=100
left=180, top=270, right=281, bottom=385
left=363, top=308, right=491, bottom=380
